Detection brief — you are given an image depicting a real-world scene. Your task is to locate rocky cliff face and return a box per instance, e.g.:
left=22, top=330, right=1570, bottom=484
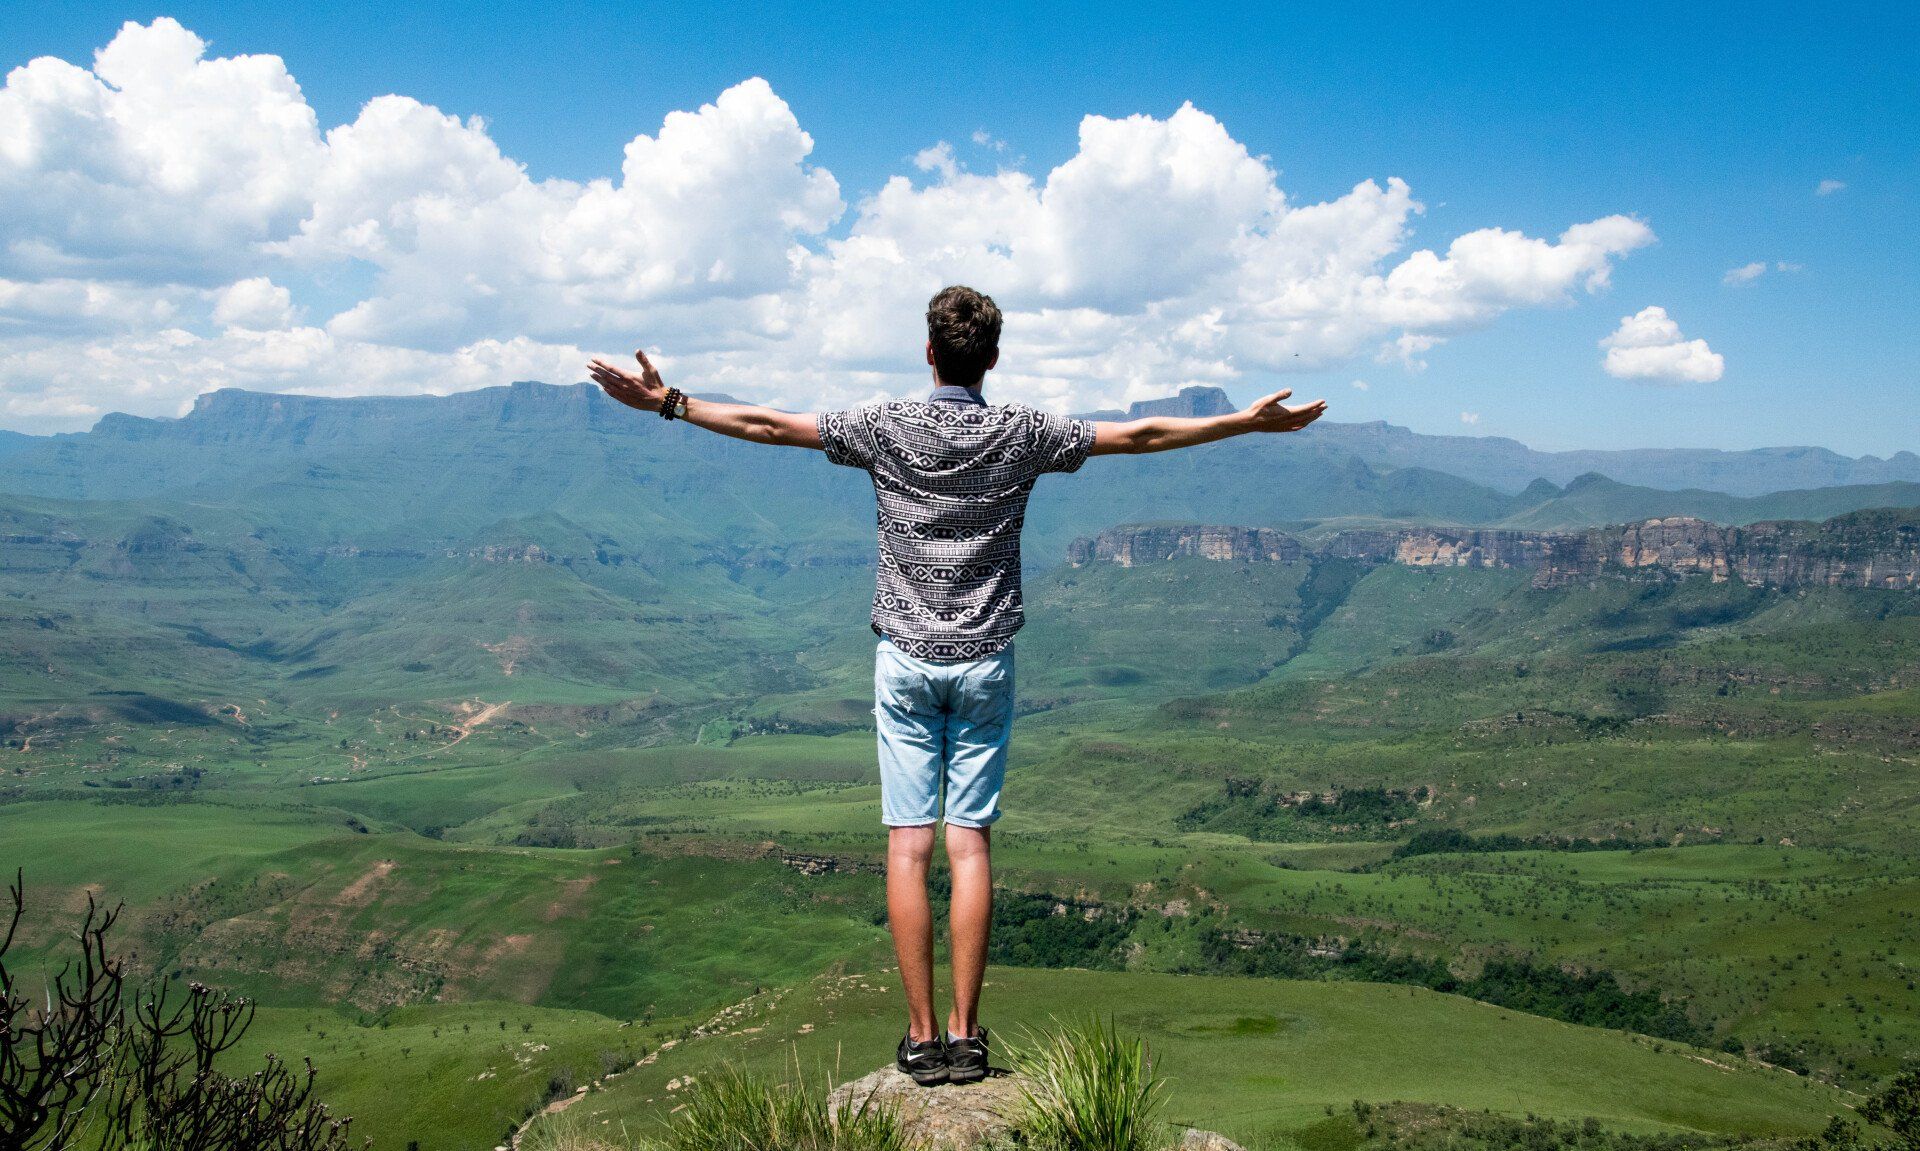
left=1070, top=509, right=1920, bottom=590
left=1067, top=524, right=1304, bottom=567
left=1320, top=527, right=1560, bottom=571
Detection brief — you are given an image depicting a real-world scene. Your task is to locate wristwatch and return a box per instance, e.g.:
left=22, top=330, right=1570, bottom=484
left=659, top=386, right=687, bottom=421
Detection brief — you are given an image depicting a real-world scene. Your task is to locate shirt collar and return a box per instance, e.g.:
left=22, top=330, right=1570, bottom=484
left=928, top=384, right=988, bottom=407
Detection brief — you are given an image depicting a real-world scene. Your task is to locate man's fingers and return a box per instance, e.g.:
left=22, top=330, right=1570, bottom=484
left=587, top=357, right=639, bottom=387
left=1250, top=395, right=1327, bottom=432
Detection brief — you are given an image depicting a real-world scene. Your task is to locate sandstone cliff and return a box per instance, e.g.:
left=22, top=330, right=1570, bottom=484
left=1066, top=524, right=1305, bottom=567
left=1068, top=507, right=1920, bottom=590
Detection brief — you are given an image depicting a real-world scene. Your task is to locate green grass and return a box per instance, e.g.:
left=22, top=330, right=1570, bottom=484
left=1, top=799, right=888, bottom=1020
left=645, top=1061, right=912, bottom=1151
left=0, top=799, right=347, bottom=901
left=227, top=1001, right=645, bottom=1151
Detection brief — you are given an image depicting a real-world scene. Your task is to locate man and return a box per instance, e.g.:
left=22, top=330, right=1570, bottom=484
left=587, top=285, right=1325, bottom=1087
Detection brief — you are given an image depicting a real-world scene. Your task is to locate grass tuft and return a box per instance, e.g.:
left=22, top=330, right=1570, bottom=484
left=521, top=1059, right=912, bottom=1151
left=655, top=1061, right=912, bottom=1151
left=520, top=1110, right=634, bottom=1151
left=1008, top=1016, right=1168, bottom=1151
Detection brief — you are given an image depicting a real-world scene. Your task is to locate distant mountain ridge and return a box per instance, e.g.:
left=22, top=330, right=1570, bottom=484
left=1069, top=507, right=1920, bottom=590
left=1076, top=384, right=1243, bottom=421
left=1, top=381, right=1909, bottom=500
left=1073, top=385, right=1920, bottom=496
left=0, top=429, right=37, bottom=461
left=1, top=383, right=1916, bottom=567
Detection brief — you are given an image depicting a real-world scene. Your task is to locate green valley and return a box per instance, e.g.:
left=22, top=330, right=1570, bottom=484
left=3, top=384, right=1916, bottom=1150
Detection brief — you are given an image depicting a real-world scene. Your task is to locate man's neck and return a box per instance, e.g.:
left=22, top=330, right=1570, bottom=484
left=929, top=382, right=986, bottom=406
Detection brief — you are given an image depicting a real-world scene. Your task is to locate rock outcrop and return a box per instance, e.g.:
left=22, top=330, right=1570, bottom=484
left=828, top=1067, right=1028, bottom=1150
left=826, top=1066, right=1247, bottom=1151
left=1069, top=507, right=1920, bottom=590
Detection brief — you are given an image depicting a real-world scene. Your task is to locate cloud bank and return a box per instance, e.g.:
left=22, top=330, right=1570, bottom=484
left=1, top=18, right=1660, bottom=430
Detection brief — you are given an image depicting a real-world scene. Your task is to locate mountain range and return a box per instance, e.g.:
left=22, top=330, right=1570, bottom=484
left=5, top=378, right=1915, bottom=721
left=1078, top=385, right=1920, bottom=495
left=3, top=383, right=1917, bottom=561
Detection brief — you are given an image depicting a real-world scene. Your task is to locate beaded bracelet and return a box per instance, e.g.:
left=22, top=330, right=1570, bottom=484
left=659, top=386, right=684, bottom=420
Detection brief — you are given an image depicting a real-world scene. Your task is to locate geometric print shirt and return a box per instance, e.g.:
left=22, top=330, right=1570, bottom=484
left=817, top=385, right=1097, bottom=662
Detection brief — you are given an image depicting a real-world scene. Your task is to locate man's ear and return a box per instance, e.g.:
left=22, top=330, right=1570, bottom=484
left=987, top=349, right=999, bottom=371
left=926, top=342, right=936, bottom=367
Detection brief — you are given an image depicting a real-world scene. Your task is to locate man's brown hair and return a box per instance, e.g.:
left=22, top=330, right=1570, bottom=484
left=926, top=285, right=1002, bottom=389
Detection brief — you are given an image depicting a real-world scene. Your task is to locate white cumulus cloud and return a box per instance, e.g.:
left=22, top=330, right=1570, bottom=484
left=1600, top=305, right=1724, bottom=384
left=0, top=19, right=323, bottom=283
left=0, top=19, right=1664, bottom=431
left=212, top=277, right=294, bottom=329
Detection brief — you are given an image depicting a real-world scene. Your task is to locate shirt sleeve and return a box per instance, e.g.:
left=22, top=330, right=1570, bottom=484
left=816, top=406, right=881, bottom=471
left=1031, top=409, right=1097, bottom=475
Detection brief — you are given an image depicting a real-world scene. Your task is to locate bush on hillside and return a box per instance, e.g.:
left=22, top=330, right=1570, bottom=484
left=0, top=869, right=355, bottom=1151
left=1803, top=1066, right=1920, bottom=1151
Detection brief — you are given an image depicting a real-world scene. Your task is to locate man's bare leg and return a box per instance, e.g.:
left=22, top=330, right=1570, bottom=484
left=945, top=823, right=991, bottom=1038
left=887, top=824, right=939, bottom=1043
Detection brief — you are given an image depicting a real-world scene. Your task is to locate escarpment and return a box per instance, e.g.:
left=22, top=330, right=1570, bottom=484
left=1069, top=508, right=1920, bottom=590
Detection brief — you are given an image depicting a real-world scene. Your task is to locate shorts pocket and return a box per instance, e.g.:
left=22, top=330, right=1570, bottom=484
left=875, top=653, right=940, bottom=718
left=953, top=657, right=1014, bottom=730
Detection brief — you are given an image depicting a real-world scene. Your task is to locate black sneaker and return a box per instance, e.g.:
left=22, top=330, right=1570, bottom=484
left=896, top=1033, right=948, bottom=1086
left=944, top=1026, right=989, bottom=1084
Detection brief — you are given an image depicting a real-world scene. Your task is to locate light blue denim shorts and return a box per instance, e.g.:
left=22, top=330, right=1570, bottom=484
left=874, top=636, right=1015, bottom=828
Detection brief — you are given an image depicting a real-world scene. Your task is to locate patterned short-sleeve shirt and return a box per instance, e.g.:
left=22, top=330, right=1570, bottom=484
left=817, top=386, right=1097, bottom=661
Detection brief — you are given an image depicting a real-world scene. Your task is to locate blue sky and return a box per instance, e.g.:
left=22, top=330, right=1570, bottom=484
left=1, top=0, right=1914, bottom=454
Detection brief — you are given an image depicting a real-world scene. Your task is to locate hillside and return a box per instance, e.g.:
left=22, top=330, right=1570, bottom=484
left=555, top=967, right=1846, bottom=1149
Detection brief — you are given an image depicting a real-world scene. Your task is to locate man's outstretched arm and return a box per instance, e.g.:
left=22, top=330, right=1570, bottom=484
left=587, top=349, right=823, bottom=449
left=1090, top=388, right=1327, bottom=455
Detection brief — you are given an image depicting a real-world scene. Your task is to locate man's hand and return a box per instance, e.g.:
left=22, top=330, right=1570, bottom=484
left=587, top=349, right=667, bottom=412
left=586, top=344, right=824, bottom=449
left=1243, top=388, right=1327, bottom=433
left=1091, top=388, right=1328, bottom=455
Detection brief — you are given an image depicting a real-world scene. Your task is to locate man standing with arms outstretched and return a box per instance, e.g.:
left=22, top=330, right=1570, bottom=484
left=588, top=286, right=1326, bottom=1087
